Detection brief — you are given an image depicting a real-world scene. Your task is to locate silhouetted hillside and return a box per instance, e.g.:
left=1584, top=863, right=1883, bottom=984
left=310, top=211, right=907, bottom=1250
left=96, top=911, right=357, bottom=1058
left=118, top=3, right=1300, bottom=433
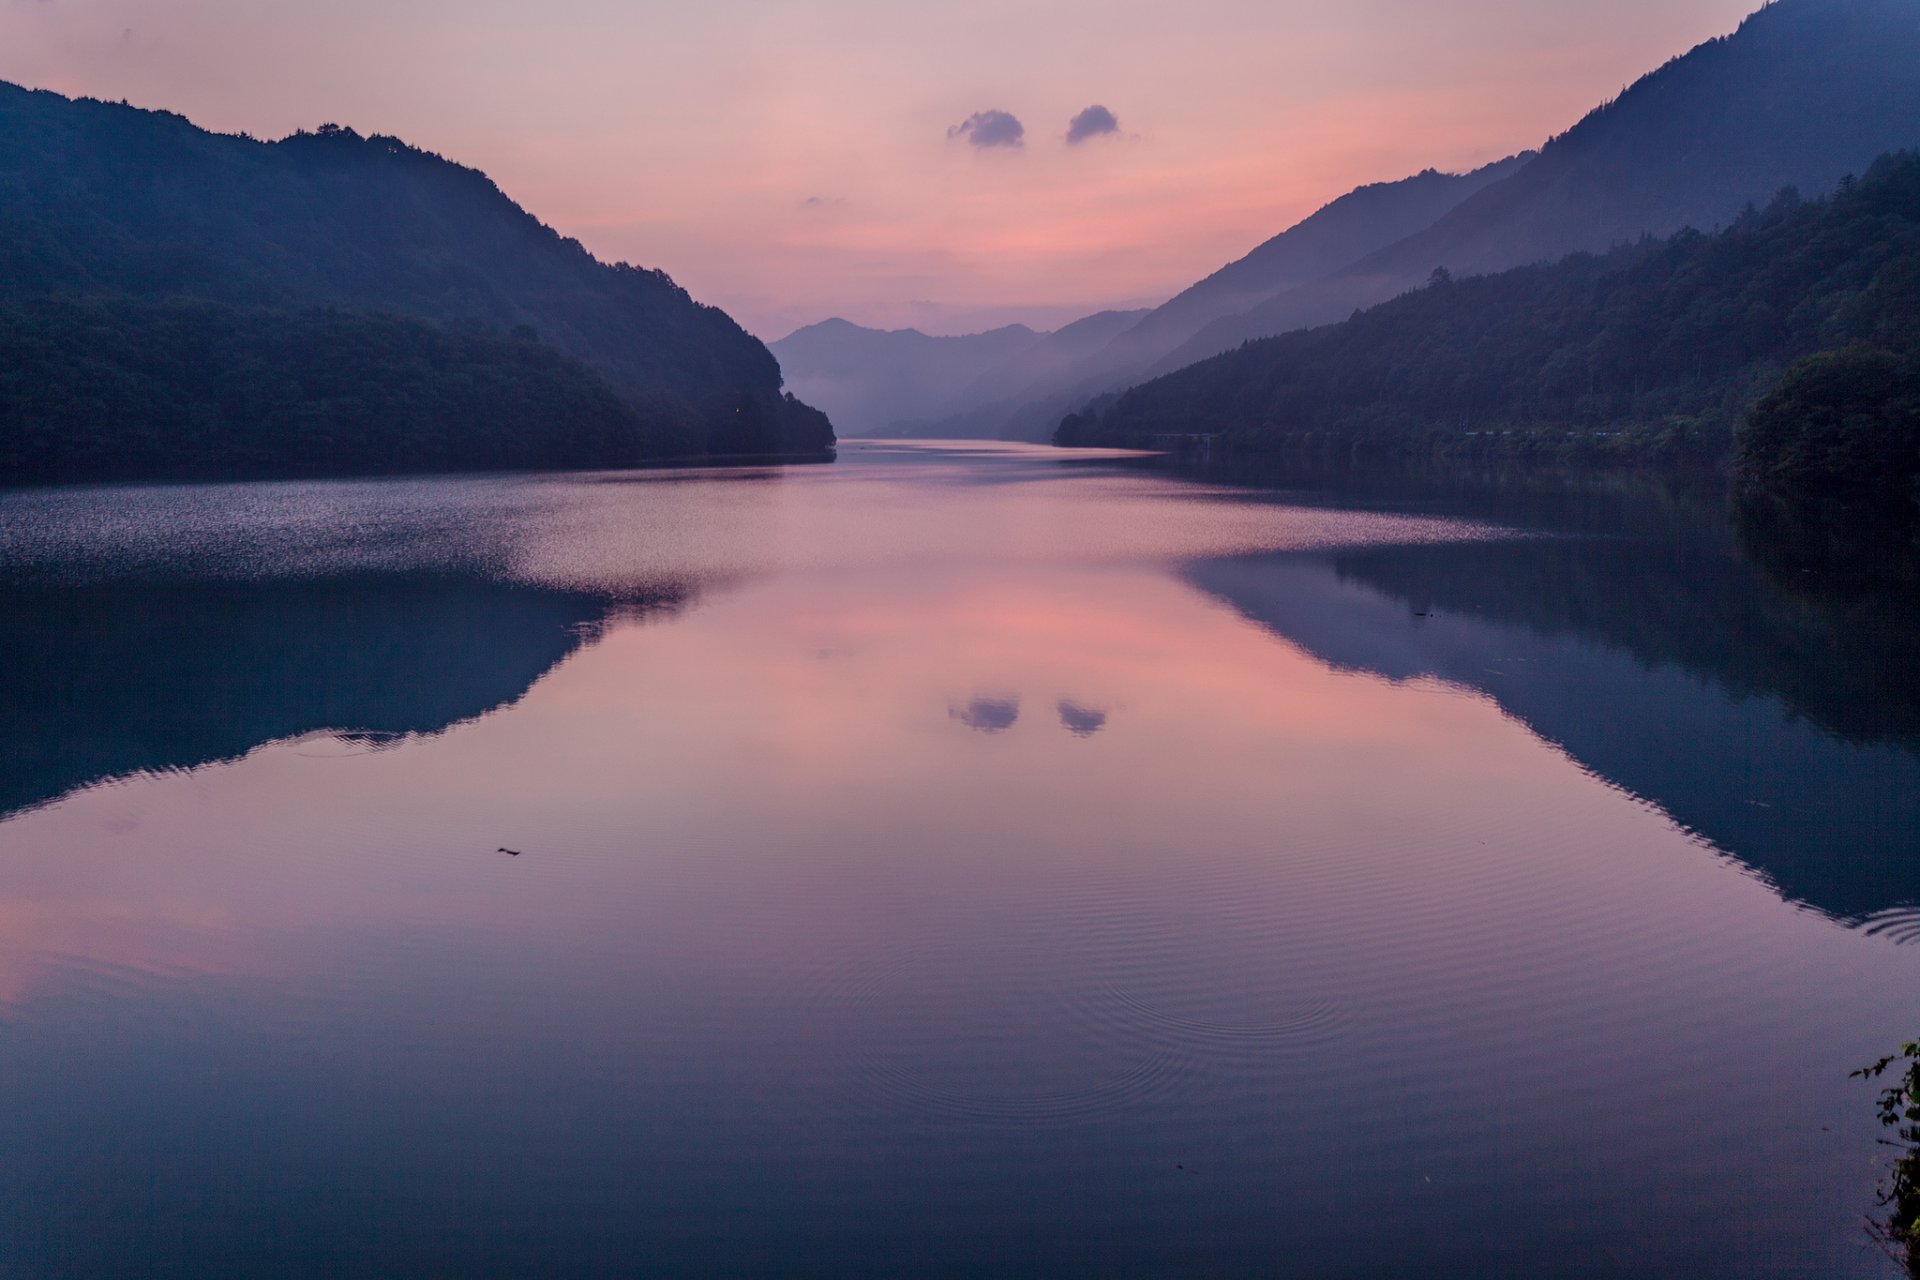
left=814, top=160, right=1528, bottom=443
left=1059, top=151, right=1920, bottom=475
left=1163, top=0, right=1920, bottom=369
left=0, top=297, right=662, bottom=483
left=982, top=157, right=1533, bottom=433
left=0, top=82, right=834, bottom=466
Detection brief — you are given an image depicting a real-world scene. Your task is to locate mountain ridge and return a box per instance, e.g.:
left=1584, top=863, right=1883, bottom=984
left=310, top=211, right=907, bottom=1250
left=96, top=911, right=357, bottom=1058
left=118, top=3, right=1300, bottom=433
left=1157, top=0, right=1920, bottom=373
left=0, top=80, right=834, bottom=463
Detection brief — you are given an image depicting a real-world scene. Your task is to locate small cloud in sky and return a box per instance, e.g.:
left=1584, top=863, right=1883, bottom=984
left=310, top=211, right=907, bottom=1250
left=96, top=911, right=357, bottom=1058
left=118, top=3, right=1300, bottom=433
left=799, top=195, right=845, bottom=209
left=948, top=109, right=1024, bottom=149
left=1066, top=105, right=1120, bottom=145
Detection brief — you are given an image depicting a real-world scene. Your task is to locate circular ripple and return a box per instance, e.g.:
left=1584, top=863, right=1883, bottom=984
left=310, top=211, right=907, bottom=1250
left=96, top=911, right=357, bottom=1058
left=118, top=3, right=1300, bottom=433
left=1859, top=907, right=1920, bottom=946
left=286, top=730, right=411, bottom=758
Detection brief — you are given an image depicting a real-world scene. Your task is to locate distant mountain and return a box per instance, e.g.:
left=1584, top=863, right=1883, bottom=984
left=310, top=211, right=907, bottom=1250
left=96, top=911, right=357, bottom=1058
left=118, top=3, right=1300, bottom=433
left=770, top=319, right=1043, bottom=437
left=1159, top=0, right=1920, bottom=372
left=1058, top=151, right=1920, bottom=476
left=0, top=81, right=833, bottom=471
left=889, top=309, right=1153, bottom=439
left=1053, top=157, right=1531, bottom=396
left=783, top=159, right=1527, bottom=442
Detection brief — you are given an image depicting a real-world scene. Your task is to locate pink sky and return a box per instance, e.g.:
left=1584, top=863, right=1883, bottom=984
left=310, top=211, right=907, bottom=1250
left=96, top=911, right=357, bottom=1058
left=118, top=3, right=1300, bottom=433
left=1, top=0, right=1759, bottom=338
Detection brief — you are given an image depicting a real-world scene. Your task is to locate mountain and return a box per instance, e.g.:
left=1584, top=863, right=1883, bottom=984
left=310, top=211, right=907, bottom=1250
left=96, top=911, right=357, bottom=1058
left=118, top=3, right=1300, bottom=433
left=1039, top=157, right=1532, bottom=402
left=1158, top=0, right=1920, bottom=372
left=770, top=319, right=1043, bottom=437
left=0, top=81, right=833, bottom=471
left=0, top=297, right=665, bottom=484
left=781, top=160, right=1528, bottom=442
left=888, top=308, right=1154, bottom=439
left=1058, top=150, right=1920, bottom=482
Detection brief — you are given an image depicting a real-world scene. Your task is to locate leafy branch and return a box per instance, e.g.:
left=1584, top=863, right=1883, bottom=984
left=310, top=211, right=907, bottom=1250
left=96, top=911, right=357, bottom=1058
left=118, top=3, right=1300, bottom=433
left=1855, top=1039, right=1920, bottom=1275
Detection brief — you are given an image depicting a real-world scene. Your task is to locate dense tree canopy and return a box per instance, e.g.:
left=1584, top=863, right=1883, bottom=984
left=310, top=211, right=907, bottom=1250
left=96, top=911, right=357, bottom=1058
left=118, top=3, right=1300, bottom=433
left=0, top=297, right=660, bottom=482
left=1059, top=151, right=1920, bottom=494
left=1738, top=346, right=1920, bottom=493
left=0, top=81, right=835, bottom=470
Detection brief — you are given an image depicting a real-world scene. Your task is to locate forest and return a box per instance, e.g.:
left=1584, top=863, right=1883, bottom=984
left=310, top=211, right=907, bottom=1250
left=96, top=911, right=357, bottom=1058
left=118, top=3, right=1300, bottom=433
left=0, top=82, right=834, bottom=475
left=1058, top=151, right=1920, bottom=498
left=0, top=297, right=678, bottom=482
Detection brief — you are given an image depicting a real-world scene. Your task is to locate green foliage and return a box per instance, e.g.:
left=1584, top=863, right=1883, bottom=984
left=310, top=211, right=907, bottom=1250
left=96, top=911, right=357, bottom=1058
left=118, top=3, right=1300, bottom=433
left=0, top=81, right=835, bottom=464
left=1854, top=1041, right=1920, bottom=1275
left=1061, top=152, right=1920, bottom=473
left=1737, top=345, right=1920, bottom=494
left=0, top=296, right=657, bottom=482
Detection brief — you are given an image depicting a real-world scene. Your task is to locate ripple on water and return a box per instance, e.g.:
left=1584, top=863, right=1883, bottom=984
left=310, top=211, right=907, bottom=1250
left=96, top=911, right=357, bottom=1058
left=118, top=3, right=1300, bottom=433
left=1859, top=907, right=1920, bottom=946
left=779, top=889, right=1353, bottom=1129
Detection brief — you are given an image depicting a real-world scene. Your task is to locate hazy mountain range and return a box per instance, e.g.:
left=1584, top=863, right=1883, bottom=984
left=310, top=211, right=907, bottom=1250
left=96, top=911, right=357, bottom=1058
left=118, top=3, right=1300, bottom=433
left=778, top=0, right=1920, bottom=442
left=772, top=310, right=1147, bottom=438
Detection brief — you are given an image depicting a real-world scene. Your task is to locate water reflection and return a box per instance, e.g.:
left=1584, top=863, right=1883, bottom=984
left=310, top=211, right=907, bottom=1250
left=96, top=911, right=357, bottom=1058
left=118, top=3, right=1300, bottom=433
left=1183, top=489, right=1920, bottom=923
left=0, top=575, right=652, bottom=820
left=1, top=446, right=1917, bottom=1278
left=1058, top=701, right=1109, bottom=737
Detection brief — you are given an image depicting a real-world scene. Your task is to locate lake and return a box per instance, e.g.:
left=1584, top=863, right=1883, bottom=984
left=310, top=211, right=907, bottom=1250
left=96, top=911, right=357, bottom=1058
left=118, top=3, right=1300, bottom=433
left=2, top=440, right=1917, bottom=1278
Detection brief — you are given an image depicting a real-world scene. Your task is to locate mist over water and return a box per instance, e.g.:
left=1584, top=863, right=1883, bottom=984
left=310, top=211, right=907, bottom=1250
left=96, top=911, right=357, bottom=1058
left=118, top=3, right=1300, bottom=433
left=2, top=442, right=1916, bottom=1278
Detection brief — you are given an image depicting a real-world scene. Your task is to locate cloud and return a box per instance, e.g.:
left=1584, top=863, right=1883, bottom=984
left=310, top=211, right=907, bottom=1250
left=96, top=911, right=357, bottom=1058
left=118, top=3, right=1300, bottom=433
left=950, top=697, right=1021, bottom=733
left=948, top=109, right=1024, bottom=149
left=1066, top=105, right=1120, bottom=145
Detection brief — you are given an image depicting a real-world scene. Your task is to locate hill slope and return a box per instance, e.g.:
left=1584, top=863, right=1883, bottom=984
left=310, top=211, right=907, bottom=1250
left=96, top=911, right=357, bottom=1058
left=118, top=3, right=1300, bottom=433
left=852, top=159, right=1529, bottom=441
left=1161, top=0, right=1920, bottom=371
left=0, top=81, right=833, bottom=463
left=1065, top=156, right=1531, bottom=391
left=0, top=297, right=670, bottom=483
left=1058, top=152, right=1920, bottom=482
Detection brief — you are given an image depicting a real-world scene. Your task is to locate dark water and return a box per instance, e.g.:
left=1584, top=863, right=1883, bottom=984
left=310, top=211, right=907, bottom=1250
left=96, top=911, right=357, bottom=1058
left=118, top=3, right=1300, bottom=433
left=1, top=441, right=1917, bottom=1278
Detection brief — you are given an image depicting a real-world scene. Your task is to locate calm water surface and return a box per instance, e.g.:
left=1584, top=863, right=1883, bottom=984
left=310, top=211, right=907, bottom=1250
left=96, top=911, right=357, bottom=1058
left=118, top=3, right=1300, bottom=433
left=2, top=441, right=1917, bottom=1277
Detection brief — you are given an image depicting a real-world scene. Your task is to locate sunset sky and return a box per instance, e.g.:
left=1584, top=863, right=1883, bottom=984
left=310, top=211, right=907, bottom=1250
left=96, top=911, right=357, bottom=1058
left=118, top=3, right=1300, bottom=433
left=2, top=0, right=1760, bottom=338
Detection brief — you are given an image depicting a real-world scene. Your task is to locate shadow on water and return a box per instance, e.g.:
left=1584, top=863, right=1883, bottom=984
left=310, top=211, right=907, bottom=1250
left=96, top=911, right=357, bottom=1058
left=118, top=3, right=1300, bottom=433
left=0, top=573, right=656, bottom=821
left=1177, top=459, right=1920, bottom=924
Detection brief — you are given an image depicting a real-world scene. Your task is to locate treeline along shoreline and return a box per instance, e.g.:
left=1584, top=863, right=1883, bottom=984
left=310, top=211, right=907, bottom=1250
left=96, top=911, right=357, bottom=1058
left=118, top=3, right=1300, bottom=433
left=1058, top=152, right=1920, bottom=505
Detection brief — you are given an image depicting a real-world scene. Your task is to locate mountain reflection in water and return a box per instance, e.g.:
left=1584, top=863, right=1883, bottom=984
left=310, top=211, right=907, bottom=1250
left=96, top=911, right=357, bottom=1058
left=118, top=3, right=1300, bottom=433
left=1, top=445, right=1917, bottom=1279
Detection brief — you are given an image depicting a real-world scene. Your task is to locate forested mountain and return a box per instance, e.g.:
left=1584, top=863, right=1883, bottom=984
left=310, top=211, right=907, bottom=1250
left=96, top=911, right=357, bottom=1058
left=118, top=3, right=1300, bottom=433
left=0, top=298, right=668, bottom=482
left=1058, top=151, right=1920, bottom=495
left=1160, top=0, right=1920, bottom=371
left=849, top=0, right=1920, bottom=442
left=0, top=81, right=833, bottom=475
left=963, top=157, right=1531, bottom=436
left=782, top=160, right=1528, bottom=442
